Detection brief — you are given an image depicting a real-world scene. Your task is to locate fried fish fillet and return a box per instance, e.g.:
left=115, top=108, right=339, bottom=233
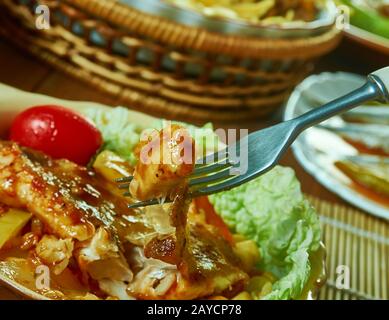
left=0, top=141, right=247, bottom=299
left=129, top=124, right=195, bottom=201
left=138, top=181, right=248, bottom=299
left=0, top=141, right=135, bottom=296
left=0, top=141, right=146, bottom=243
left=0, top=141, right=93, bottom=241
left=126, top=125, right=248, bottom=299
left=129, top=221, right=248, bottom=300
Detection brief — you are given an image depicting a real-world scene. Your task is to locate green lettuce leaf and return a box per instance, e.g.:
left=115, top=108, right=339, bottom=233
left=83, top=107, right=221, bottom=164
left=209, top=166, right=321, bottom=300
left=82, top=107, right=146, bottom=165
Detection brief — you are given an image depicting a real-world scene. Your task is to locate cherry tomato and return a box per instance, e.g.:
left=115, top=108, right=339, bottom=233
left=10, top=105, right=103, bottom=165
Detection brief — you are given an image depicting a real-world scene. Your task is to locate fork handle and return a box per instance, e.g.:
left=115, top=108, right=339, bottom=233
left=294, top=66, right=389, bottom=132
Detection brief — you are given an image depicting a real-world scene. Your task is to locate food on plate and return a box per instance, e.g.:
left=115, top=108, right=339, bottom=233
left=10, top=105, right=102, bottom=165
left=166, top=0, right=321, bottom=24
left=336, top=160, right=389, bottom=198
left=0, top=208, right=31, bottom=249
left=0, top=140, right=246, bottom=299
left=0, top=106, right=322, bottom=300
left=209, top=166, right=321, bottom=299
left=129, top=124, right=195, bottom=201
left=341, top=0, right=389, bottom=39
left=82, top=107, right=220, bottom=165
left=86, top=107, right=322, bottom=300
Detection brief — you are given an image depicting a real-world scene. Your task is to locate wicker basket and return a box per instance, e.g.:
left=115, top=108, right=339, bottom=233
left=0, top=0, right=342, bottom=122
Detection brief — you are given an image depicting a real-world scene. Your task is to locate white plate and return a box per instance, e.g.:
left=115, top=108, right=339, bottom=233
left=284, top=72, right=389, bottom=220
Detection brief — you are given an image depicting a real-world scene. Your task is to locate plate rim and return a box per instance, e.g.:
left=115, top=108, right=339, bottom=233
left=284, top=72, right=389, bottom=220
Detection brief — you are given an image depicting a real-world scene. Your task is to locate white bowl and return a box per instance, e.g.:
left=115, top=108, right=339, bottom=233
left=284, top=72, right=389, bottom=220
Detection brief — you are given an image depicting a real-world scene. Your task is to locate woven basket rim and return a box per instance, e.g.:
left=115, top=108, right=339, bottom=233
left=65, top=0, right=342, bottom=59
left=0, top=0, right=342, bottom=122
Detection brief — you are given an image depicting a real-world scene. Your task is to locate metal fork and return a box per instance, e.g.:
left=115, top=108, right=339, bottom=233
left=119, top=67, right=389, bottom=209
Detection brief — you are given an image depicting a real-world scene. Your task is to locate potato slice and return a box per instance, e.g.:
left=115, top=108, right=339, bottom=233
left=93, top=150, right=133, bottom=182
left=0, top=209, right=32, bottom=249
left=233, top=239, right=260, bottom=272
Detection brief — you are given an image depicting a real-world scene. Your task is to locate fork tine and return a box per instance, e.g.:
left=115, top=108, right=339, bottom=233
left=189, top=166, right=233, bottom=187
left=195, top=148, right=228, bottom=167
left=191, top=175, right=240, bottom=197
left=192, top=161, right=231, bottom=176
left=192, top=164, right=273, bottom=197
left=124, top=166, right=240, bottom=208
left=128, top=198, right=172, bottom=209
left=118, top=183, right=131, bottom=190
left=116, top=176, right=134, bottom=183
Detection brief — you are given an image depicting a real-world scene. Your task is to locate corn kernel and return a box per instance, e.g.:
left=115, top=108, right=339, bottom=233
left=233, top=234, right=246, bottom=243
left=246, top=275, right=269, bottom=294
left=233, top=239, right=260, bottom=272
left=259, top=282, right=272, bottom=298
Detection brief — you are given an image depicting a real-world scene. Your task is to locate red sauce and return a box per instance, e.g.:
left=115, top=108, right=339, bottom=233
left=350, top=181, right=389, bottom=208
left=0, top=203, right=8, bottom=217
left=344, top=138, right=389, bottom=157
left=337, top=138, right=389, bottom=207
left=144, top=235, right=178, bottom=265
left=194, top=197, right=234, bottom=245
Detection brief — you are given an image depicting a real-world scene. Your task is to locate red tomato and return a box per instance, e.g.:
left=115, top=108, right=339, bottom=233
left=10, top=105, right=103, bottom=165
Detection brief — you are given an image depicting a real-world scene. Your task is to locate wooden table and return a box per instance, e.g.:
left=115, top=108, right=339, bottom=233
left=0, top=38, right=387, bottom=300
